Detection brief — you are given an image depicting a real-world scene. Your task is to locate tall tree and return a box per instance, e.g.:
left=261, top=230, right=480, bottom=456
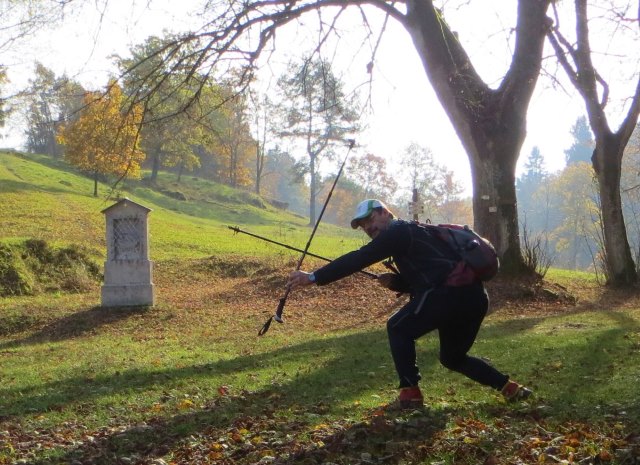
left=128, top=0, right=552, bottom=272
left=117, top=36, right=212, bottom=185
left=209, top=89, right=255, bottom=187
left=521, top=146, right=547, bottom=186
left=564, top=116, right=595, bottom=166
left=24, top=64, right=57, bottom=155
left=517, top=146, right=547, bottom=218
left=261, top=146, right=309, bottom=216
left=57, top=82, right=145, bottom=197
left=545, top=162, right=600, bottom=271
left=276, top=57, right=360, bottom=225
left=346, top=152, right=397, bottom=199
left=0, top=67, right=7, bottom=134
left=324, top=179, right=367, bottom=227
left=547, top=0, right=640, bottom=286
left=436, top=171, right=467, bottom=224
left=248, top=91, right=273, bottom=196
left=399, top=142, right=452, bottom=222
left=23, top=63, right=85, bottom=156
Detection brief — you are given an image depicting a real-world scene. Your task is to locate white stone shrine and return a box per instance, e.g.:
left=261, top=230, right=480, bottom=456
left=101, top=198, right=155, bottom=307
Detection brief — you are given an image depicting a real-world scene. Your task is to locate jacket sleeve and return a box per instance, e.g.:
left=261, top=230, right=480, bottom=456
left=313, top=223, right=410, bottom=286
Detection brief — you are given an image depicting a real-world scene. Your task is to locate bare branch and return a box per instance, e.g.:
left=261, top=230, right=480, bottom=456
left=617, top=77, right=640, bottom=144
left=0, top=0, right=77, bottom=53
left=120, top=1, right=404, bottom=110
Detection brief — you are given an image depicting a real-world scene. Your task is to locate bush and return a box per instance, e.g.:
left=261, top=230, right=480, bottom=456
left=0, top=240, right=102, bottom=296
left=0, top=244, right=35, bottom=296
left=521, top=227, right=555, bottom=278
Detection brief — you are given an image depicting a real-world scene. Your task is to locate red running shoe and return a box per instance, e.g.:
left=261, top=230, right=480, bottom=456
left=501, top=380, right=533, bottom=402
left=398, top=386, right=424, bottom=409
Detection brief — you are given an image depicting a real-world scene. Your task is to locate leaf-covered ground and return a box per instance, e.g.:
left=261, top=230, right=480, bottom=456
left=3, top=399, right=638, bottom=464
left=1, top=256, right=639, bottom=465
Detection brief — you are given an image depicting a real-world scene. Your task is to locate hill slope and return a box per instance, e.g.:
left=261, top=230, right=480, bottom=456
left=0, top=151, right=363, bottom=261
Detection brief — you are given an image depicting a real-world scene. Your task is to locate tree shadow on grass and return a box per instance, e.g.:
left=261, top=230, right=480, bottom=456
left=4, top=329, right=453, bottom=464
left=482, top=308, right=640, bottom=425
left=5, top=306, right=640, bottom=463
left=485, top=285, right=640, bottom=336
left=0, top=305, right=151, bottom=350
left=0, top=178, right=75, bottom=196
left=538, top=310, right=640, bottom=421
left=0, top=329, right=406, bottom=417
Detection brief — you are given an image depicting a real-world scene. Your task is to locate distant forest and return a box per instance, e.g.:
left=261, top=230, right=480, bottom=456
left=517, top=116, right=640, bottom=275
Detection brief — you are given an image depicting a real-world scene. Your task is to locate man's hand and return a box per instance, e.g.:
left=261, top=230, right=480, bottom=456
left=287, top=270, right=315, bottom=289
left=377, top=272, right=397, bottom=290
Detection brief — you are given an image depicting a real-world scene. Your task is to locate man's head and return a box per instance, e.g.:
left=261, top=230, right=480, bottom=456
left=350, top=199, right=394, bottom=239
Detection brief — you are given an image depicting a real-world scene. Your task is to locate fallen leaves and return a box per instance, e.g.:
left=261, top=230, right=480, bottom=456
left=1, top=388, right=639, bottom=464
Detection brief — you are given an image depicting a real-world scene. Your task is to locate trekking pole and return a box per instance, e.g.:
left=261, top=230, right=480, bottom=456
left=258, top=139, right=356, bottom=336
left=228, top=225, right=377, bottom=278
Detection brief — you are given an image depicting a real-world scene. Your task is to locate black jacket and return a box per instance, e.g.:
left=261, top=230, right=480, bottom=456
left=313, top=220, right=459, bottom=294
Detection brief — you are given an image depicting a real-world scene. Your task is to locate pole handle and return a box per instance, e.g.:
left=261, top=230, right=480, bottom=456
left=258, top=295, right=287, bottom=336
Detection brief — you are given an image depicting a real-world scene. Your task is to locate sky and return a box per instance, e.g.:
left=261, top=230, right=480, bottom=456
left=1, top=0, right=636, bottom=198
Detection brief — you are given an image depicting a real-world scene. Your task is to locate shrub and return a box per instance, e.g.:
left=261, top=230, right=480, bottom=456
left=0, top=240, right=102, bottom=296
left=0, top=244, right=35, bottom=296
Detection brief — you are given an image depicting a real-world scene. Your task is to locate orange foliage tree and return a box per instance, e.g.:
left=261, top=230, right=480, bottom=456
left=346, top=152, right=398, bottom=200
left=57, top=81, right=145, bottom=197
left=215, top=97, right=254, bottom=188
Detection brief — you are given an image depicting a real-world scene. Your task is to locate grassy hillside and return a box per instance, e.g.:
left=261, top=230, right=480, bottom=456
left=0, top=151, right=364, bottom=261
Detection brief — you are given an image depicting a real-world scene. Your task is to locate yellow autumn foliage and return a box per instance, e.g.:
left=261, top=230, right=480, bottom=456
left=57, top=81, right=145, bottom=187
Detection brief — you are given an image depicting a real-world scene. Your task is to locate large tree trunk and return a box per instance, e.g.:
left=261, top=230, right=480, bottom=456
left=403, top=0, right=551, bottom=273
left=469, top=141, right=524, bottom=273
left=593, top=136, right=637, bottom=285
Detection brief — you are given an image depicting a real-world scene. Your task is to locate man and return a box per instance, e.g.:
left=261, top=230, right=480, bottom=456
left=288, top=199, right=532, bottom=409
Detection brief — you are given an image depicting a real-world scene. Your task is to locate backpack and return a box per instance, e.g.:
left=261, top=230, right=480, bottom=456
left=420, top=223, right=499, bottom=286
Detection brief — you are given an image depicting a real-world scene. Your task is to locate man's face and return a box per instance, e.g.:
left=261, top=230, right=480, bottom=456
left=359, top=209, right=391, bottom=239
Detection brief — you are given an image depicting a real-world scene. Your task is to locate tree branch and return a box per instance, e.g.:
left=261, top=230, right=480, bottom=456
left=499, top=0, right=553, bottom=118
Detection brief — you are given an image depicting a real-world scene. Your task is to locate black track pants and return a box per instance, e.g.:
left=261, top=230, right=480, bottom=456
left=386, top=283, right=509, bottom=390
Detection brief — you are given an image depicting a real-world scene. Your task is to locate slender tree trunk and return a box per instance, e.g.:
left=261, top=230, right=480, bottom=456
left=255, top=140, right=263, bottom=195
left=547, top=0, right=640, bottom=286
left=230, top=145, right=237, bottom=187
left=177, top=162, right=184, bottom=183
left=593, top=137, right=637, bottom=285
left=93, top=172, right=99, bottom=197
left=570, top=218, right=579, bottom=270
left=309, top=153, right=317, bottom=226
left=150, top=151, right=160, bottom=184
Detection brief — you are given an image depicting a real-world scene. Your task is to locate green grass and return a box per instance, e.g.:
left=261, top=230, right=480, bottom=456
left=546, top=266, right=599, bottom=284
left=1, top=289, right=638, bottom=464
left=483, top=309, right=640, bottom=417
left=0, top=151, right=364, bottom=261
left=1, top=151, right=639, bottom=464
